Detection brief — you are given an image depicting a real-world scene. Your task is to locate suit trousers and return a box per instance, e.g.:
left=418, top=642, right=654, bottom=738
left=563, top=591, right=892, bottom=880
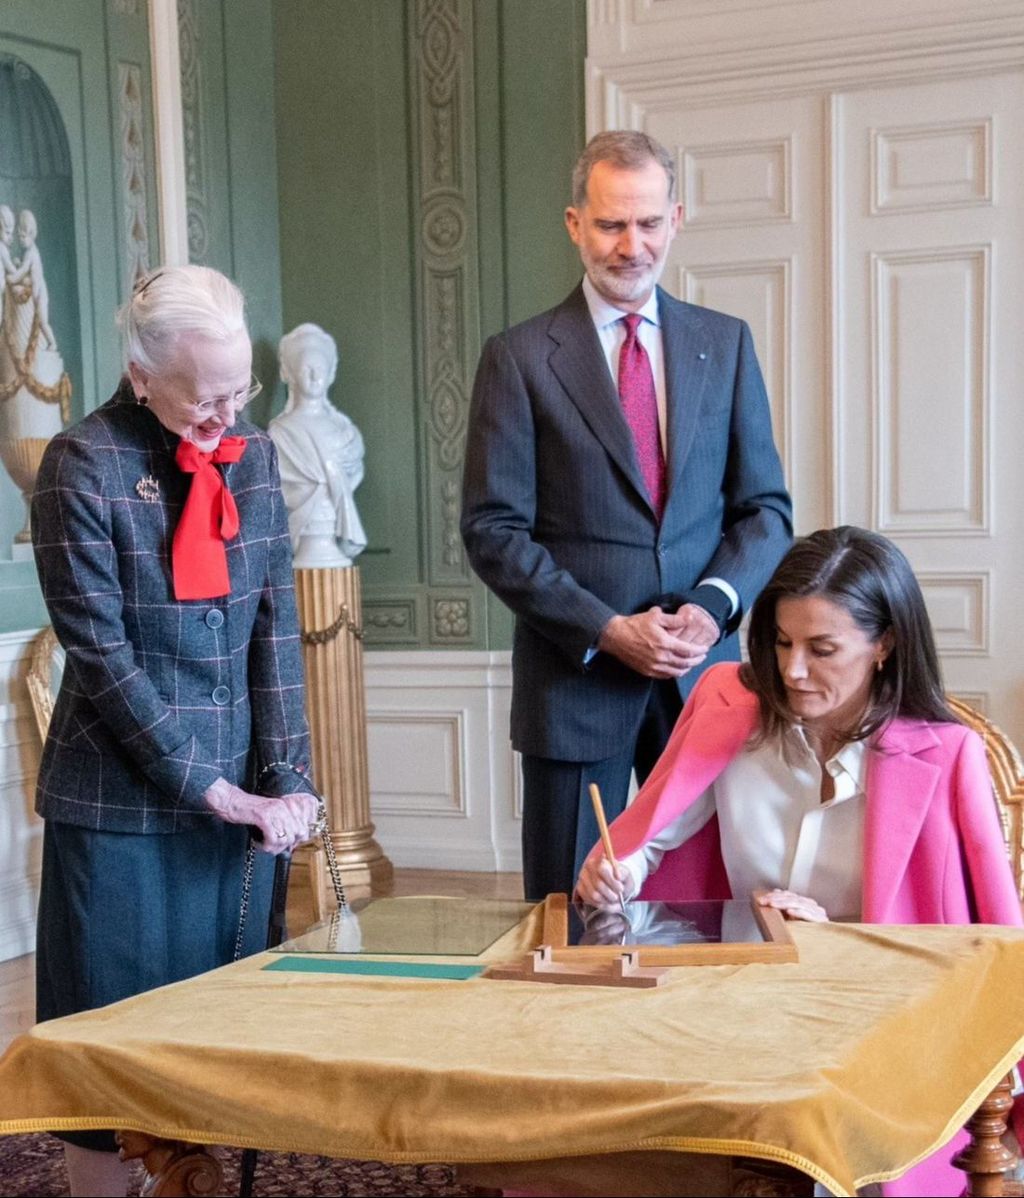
left=520, top=679, right=683, bottom=901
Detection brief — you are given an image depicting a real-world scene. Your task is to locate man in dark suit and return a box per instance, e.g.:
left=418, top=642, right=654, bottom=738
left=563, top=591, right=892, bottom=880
left=461, top=130, right=792, bottom=900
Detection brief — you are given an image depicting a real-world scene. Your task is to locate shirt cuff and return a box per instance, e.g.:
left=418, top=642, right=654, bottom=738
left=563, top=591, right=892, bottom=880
left=680, top=581, right=734, bottom=635
left=620, top=852, right=645, bottom=901
left=697, top=576, right=739, bottom=618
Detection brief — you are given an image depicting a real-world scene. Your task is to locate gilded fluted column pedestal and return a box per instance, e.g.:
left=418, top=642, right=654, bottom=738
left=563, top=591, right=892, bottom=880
left=294, top=566, right=392, bottom=907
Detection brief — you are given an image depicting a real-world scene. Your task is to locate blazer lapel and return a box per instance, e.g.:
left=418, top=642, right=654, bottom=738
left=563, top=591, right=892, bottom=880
left=861, top=720, right=943, bottom=921
left=547, top=287, right=653, bottom=514
left=659, top=290, right=712, bottom=518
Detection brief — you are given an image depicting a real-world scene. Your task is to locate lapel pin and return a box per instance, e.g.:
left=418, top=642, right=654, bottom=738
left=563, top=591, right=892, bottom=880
left=135, top=475, right=160, bottom=502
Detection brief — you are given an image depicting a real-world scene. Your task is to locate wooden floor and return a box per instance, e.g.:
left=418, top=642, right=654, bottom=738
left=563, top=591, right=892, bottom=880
left=0, top=867, right=523, bottom=1055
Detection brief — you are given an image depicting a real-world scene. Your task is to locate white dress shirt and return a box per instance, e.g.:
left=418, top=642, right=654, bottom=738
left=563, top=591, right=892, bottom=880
left=621, top=728, right=869, bottom=921
left=582, top=275, right=668, bottom=454
left=580, top=276, right=739, bottom=620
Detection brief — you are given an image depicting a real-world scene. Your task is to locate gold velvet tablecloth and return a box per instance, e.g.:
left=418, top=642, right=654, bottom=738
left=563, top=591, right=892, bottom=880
left=2, top=917, right=1024, bottom=1196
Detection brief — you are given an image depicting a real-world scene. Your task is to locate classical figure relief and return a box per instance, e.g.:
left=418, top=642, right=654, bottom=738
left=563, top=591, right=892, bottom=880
left=0, top=205, right=71, bottom=543
left=270, top=323, right=368, bottom=569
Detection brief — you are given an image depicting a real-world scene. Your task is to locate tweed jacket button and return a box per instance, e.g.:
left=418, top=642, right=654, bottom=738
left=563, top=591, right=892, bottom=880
left=205, top=608, right=225, bottom=629
left=211, top=685, right=231, bottom=706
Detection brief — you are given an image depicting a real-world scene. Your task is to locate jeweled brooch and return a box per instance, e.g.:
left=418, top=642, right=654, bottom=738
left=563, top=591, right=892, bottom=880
left=135, top=475, right=160, bottom=502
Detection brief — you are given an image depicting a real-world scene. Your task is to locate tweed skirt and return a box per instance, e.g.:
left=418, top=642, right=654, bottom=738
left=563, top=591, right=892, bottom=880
left=36, top=818, right=274, bottom=1151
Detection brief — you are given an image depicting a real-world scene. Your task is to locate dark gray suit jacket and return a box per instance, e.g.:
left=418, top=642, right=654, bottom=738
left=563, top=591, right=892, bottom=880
left=31, top=381, right=311, bottom=833
left=461, top=284, right=792, bottom=762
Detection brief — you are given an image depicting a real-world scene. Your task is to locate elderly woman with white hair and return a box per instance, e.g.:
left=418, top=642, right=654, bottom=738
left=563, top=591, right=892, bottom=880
left=30, top=265, right=318, bottom=1196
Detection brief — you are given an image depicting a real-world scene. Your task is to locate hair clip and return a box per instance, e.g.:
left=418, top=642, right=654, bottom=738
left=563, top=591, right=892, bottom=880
left=132, top=269, right=164, bottom=299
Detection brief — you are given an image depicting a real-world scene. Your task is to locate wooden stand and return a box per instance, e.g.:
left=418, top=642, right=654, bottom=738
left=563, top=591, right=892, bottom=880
left=294, top=566, right=392, bottom=910
left=485, top=944, right=668, bottom=988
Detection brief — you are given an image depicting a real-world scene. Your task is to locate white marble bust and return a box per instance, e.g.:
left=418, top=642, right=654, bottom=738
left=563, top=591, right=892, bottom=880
left=269, top=323, right=367, bottom=568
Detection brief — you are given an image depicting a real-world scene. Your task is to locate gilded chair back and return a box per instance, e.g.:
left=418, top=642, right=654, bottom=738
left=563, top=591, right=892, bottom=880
left=26, top=625, right=63, bottom=744
left=948, top=696, right=1024, bottom=905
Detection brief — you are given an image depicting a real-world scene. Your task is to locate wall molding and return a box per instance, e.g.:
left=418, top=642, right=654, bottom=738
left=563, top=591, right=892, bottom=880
left=869, top=243, right=990, bottom=537
left=117, top=61, right=151, bottom=289
left=147, top=0, right=188, bottom=265
left=587, top=2, right=1024, bottom=82
left=409, top=0, right=479, bottom=592
left=679, top=257, right=793, bottom=482
left=589, top=22, right=1024, bottom=130
left=364, top=649, right=519, bottom=872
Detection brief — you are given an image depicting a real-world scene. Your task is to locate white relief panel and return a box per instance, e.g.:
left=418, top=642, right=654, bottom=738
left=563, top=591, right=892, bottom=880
left=681, top=138, right=791, bottom=229
left=586, top=0, right=1024, bottom=73
left=367, top=711, right=466, bottom=818
left=680, top=260, right=792, bottom=476
left=873, top=120, right=992, bottom=214
left=951, top=692, right=989, bottom=716
left=364, top=651, right=520, bottom=872
left=871, top=246, right=989, bottom=535
left=918, top=572, right=989, bottom=657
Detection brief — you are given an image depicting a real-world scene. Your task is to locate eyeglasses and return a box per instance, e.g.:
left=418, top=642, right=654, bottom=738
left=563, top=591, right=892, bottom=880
left=188, top=375, right=263, bottom=418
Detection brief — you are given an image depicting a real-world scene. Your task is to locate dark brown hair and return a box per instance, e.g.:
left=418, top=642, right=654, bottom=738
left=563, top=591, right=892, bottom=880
left=740, top=526, right=958, bottom=744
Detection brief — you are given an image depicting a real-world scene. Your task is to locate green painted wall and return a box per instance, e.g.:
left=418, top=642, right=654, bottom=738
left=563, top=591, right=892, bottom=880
left=0, top=0, right=586, bottom=651
left=177, top=0, right=285, bottom=423
left=273, top=0, right=586, bottom=650
left=0, top=0, right=160, bottom=633
left=0, top=0, right=285, bottom=635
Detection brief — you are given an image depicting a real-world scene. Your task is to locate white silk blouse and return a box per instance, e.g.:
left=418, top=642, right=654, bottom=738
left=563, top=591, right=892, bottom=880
left=621, top=727, right=870, bottom=921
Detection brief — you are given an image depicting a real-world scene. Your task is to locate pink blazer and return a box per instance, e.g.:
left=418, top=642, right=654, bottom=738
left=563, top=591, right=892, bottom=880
left=597, top=663, right=1022, bottom=1196
left=603, top=663, right=1022, bottom=926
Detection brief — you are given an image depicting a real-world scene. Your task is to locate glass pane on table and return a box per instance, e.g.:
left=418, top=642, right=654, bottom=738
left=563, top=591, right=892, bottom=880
left=569, top=899, right=765, bottom=947
left=270, top=896, right=536, bottom=956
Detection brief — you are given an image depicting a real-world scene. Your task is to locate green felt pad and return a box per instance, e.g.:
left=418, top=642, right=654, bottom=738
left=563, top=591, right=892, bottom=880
left=262, top=956, right=484, bottom=980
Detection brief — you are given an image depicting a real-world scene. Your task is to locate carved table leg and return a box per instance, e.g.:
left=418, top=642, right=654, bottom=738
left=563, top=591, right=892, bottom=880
left=730, top=1156, right=814, bottom=1196
left=952, top=1074, right=1019, bottom=1197
left=116, top=1130, right=223, bottom=1197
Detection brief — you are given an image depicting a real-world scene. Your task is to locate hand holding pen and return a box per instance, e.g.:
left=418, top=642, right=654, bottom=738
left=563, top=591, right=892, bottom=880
left=573, top=783, right=633, bottom=913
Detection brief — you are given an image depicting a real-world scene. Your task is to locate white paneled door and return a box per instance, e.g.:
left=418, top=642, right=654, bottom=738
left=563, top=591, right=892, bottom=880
left=591, top=2, right=1024, bottom=740
left=646, top=94, right=828, bottom=534
left=835, top=72, right=1024, bottom=728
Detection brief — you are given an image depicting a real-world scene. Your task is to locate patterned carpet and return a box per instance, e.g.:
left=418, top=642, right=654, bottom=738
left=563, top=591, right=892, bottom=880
left=0, top=1132, right=477, bottom=1196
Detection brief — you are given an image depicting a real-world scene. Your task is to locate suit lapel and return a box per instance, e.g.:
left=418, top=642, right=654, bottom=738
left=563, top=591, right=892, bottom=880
left=861, top=720, right=943, bottom=921
left=547, top=287, right=653, bottom=514
left=660, top=290, right=712, bottom=518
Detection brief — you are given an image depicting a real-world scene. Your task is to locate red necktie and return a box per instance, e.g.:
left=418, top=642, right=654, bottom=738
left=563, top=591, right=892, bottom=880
left=172, top=437, right=246, bottom=600
left=617, top=313, right=666, bottom=520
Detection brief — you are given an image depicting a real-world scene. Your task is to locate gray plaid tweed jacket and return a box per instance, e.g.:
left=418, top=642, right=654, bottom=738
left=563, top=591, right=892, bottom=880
left=31, top=379, right=311, bottom=833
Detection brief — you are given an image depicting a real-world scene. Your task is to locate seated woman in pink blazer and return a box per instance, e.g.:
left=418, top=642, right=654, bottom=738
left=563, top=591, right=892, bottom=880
left=577, top=526, right=1022, bottom=1196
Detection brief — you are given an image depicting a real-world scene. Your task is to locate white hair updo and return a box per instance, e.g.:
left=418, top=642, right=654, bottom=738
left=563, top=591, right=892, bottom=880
left=117, top=264, right=249, bottom=377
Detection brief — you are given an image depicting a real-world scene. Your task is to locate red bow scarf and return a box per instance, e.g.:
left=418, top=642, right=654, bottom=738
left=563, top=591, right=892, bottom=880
left=172, top=437, right=247, bottom=600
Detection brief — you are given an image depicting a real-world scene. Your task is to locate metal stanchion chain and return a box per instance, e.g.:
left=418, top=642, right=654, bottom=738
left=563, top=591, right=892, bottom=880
left=233, top=764, right=350, bottom=960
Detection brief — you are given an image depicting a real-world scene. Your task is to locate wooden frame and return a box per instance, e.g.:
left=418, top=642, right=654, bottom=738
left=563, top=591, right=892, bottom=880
left=484, top=893, right=797, bottom=988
